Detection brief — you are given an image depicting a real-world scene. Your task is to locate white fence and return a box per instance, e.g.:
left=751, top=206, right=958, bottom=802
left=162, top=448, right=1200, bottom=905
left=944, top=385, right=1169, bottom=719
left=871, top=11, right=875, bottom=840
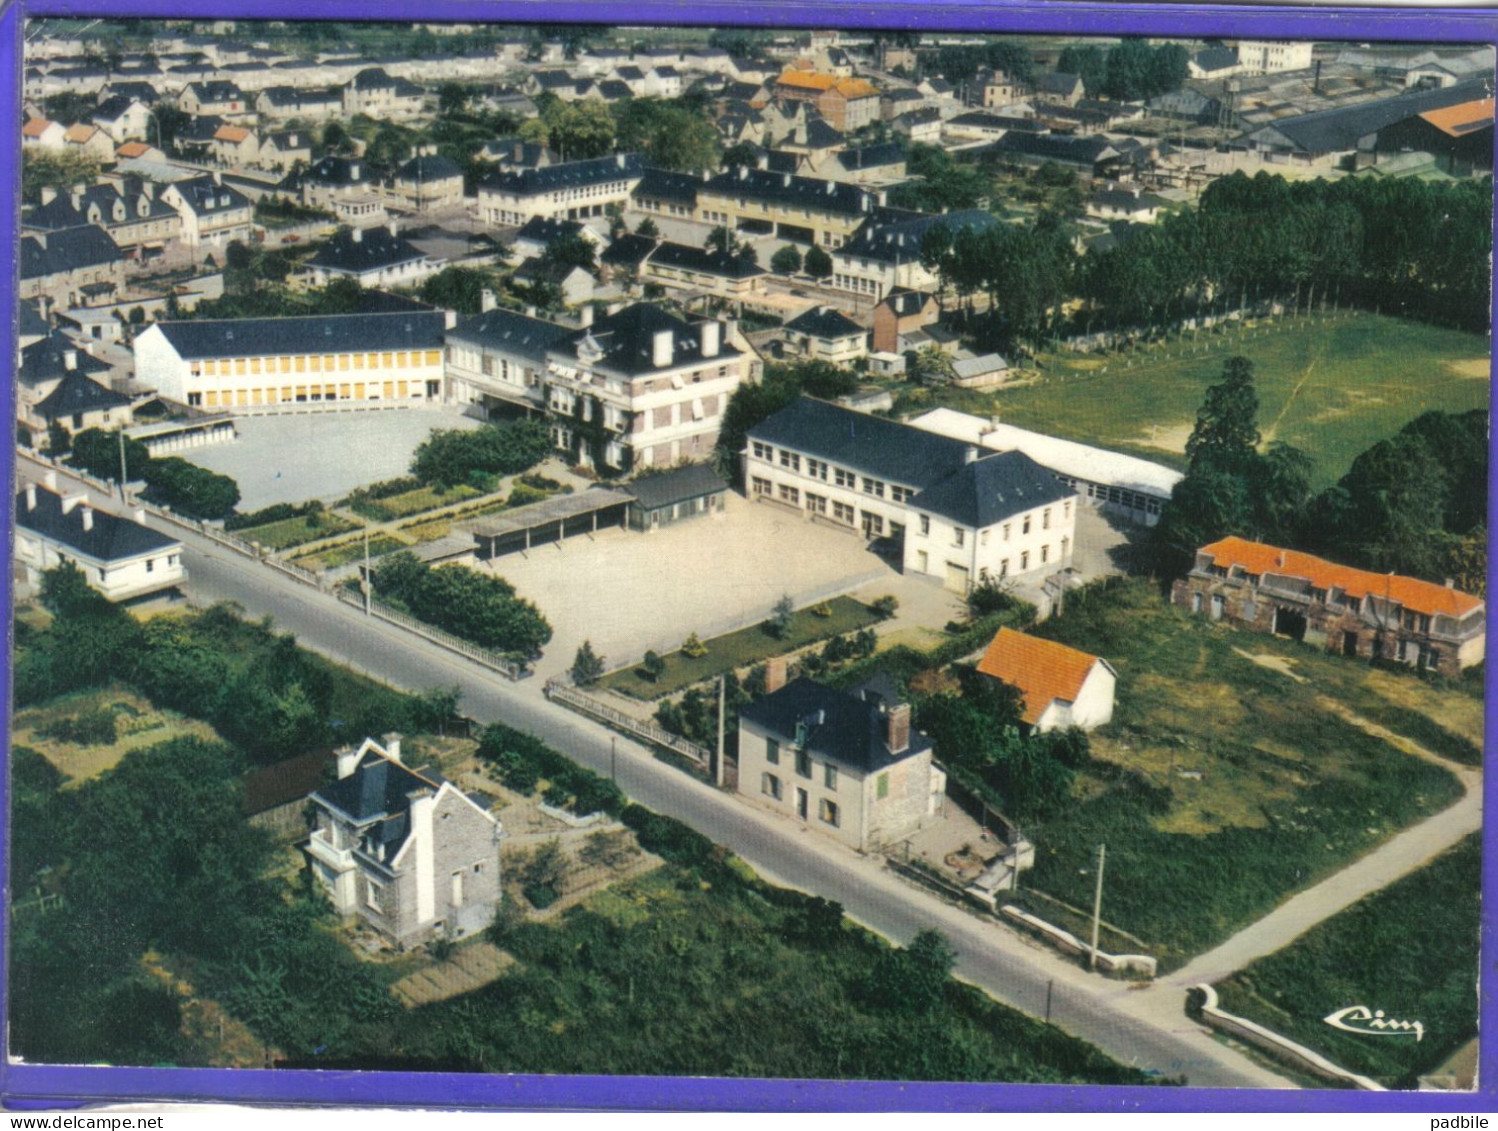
left=543, top=679, right=710, bottom=769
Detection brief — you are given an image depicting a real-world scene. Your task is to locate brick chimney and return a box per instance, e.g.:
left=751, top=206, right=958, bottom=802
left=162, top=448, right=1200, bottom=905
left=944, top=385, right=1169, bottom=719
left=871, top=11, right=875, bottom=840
left=63, top=348, right=78, bottom=371
left=700, top=320, right=720, bottom=358
left=351, top=227, right=362, bottom=243
left=886, top=702, right=910, bottom=755
left=335, top=743, right=361, bottom=779
left=765, top=655, right=788, bottom=694
left=651, top=328, right=674, bottom=369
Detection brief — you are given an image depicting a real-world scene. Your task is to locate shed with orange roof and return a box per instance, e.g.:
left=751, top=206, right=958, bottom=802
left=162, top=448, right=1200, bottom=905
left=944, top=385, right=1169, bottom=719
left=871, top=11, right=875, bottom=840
left=976, top=627, right=1117, bottom=732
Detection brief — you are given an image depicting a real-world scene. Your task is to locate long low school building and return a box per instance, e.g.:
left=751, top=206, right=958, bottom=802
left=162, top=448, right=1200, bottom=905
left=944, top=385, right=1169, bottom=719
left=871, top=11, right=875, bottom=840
left=133, top=311, right=449, bottom=412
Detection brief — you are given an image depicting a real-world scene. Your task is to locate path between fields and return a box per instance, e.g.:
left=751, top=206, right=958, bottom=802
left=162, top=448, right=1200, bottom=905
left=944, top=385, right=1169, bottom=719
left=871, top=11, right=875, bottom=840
left=1156, top=701, right=1480, bottom=990
left=1260, top=342, right=1325, bottom=446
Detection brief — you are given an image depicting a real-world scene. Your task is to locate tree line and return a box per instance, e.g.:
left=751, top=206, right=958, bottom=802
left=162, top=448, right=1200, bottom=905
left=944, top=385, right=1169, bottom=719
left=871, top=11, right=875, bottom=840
left=373, top=550, right=553, bottom=658
left=68, top=427, right=241, bottom=520
left=1056, top=39, right=1189, bottom=101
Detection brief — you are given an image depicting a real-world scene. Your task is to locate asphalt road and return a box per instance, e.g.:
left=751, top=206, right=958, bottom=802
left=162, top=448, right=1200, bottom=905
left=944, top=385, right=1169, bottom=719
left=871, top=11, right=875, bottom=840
left=173, top=526, right=1291, bottom=1091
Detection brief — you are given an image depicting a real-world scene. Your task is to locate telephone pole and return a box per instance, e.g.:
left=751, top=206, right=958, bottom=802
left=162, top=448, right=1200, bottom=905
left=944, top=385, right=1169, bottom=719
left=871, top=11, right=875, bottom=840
left=362, top=527, right=371, bottom=615
left=1089, top=842, right=1107, bottom=971
left=714, top=675, right=726, bottom=788
left=117, top=429, right=129, bottom=501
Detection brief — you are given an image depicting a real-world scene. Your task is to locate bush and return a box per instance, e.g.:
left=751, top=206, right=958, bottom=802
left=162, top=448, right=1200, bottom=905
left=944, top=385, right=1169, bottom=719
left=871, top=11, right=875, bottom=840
left=411, top=419, right=552, bottom=488
left=518, top=473, right=562, bottom=491
left=142, top=458, right=241, bottom=520
left=225, top=499, right=325, bottom=532
left=872, top=595, right=899, bottom=619
left=681, top=633, right=708, bottom=658
left=477, top=722, right=624, bottom=816
left=620, top=804, right=719, bottom=871
left=39, top=708, right=119, bottom=746
left=507, top=483, right=548, bottom=508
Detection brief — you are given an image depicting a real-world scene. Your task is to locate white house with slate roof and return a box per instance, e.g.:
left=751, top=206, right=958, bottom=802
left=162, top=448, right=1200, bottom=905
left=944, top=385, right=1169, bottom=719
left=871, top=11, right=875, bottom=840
left=303, top=224, right=438, bottom=289
left=134, top=310, right=447, bottom=412
left=15, top=477, right=186, bottom=601
left=306, top=734, right=503, bottom=948
left=477, top=153, right=644, bottom=226
left=395, top=148, right=465, bottom=211
left=160, top=174, right=253, bottom=248
left=831, top=208, right=997, bottom=300
left=444, top=299, right=576, bottom=418
left=737, top=668, right=945, bottom=851
left=744, top=397, right=1077, bottom=593
left=783, top=306, right=867, bottom=363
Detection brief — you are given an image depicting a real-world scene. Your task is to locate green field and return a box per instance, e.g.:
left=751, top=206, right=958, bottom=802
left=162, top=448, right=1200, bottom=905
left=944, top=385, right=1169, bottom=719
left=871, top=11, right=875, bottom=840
left=349, top=484, right=483, bottom=522
left=1015, top=579, right=1466, bottom=970
left=905, top=312, right=1489, bottom=489
left=1215, top=835, right=1480, bottom=1089
left=291, top=534, right=407, bottom=571
left=600, top=597, right=883, bottom=699
left=237, top=512, right=357, bottom=550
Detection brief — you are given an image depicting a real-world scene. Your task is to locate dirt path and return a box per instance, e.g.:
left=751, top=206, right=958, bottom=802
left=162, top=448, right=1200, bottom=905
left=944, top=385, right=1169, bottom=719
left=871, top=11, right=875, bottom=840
left=1261, top=343, right=1324, bottom=446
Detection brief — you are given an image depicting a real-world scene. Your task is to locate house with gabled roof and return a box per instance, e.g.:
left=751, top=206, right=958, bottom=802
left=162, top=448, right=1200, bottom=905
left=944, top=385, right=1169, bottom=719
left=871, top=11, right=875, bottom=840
left=20, top=225, right=125, bottom=308
left=445, top=298, right=575, bottom=418
left=976, top=628, right=1116, bottom=732
left=180, top=80, right=250, bottom=118
left=160, top=174, right=254, bottom=248
left=1172, top=536, right=1486, bottom=676
left=32, top=369, right=134, bottom=436
left=343, top=67, right=425, bottom=118
left=90, top=95, right=151, bottom=144
left=737, top=666, right=946, bottom=851
left=258, top=129, right=312, bottom=171
left=21, top=116, right=66, bottom=149
left=303, top=224, right=438, bottom=289
left=833, top=207, right=997, bottom=301
left=306, top=734, right=503, bottom=948
left=62, top=122, right=113, bottom=161
left=15, top=476, right=186, bottom=603
left=395, top=148, right=466, bottom=210
left=210, top=122, right=260, bottom=166
left=783, top=305, right=867, bottom=364
left=477, top=152, right=644, bottom=227
left=18, top=331, right=113, bottom=421
left=26, top=179, right=182, bottom=254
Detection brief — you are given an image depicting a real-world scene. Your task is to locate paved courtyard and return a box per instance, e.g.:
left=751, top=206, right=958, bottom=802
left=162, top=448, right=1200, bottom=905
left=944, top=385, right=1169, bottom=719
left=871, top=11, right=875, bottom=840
left=178, top=407, right=483, bottom=510
left=480, top=494, right=899, bottom=681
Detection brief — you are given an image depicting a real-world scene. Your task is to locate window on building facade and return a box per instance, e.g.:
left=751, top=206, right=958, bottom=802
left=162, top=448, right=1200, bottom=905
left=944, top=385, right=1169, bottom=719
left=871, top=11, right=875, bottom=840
left=1021, top=551, right=1029, bottom=570
left=824, top=764, right=838, bottom=790
left=806, top=458, right=828, bottom=480
left=954, top=528, right=965, bottom=548
left=778, top=484, right=799, bottom=505
left=919, top=515, right=930, bottom=536
left=819, top=798, right=840, bottom=827
left=1043, top=507, right=1051, bottom=530
left=1023, top=516, right=1031, bottom=535
left=833, top=501, right=855, bottom=524
left=762, top=772, right=782, bottom=800
left=1003, top=523, right=1011, bottom=541
left=366, top=879, right=383, bottom=912
left=1041, top=544, right=1049, bottom=564
left=834, top=468, right=856, bottom=489
left=796, top=750, right=812, bottom=778
left=779, top=451, right=801, bottom=472
left=862, top=477, right=886, bottom=498
left=806, top=493, right=827, bottom=514
left=752, top=477, right=772, bottom=495
left=766, top=738, right=780, bottom=764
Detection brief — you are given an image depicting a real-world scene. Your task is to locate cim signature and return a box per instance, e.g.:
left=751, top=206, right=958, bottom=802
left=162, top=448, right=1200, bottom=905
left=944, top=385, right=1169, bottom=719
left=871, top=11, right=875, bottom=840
left=1323, top=1005, right=1424, bottom=1042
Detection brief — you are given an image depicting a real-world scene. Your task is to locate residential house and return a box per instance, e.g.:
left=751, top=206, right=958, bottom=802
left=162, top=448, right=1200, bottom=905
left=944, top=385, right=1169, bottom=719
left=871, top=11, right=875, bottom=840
left=783, top=306, right=867, bottom=364
left=477, top=153, right=644, bottom=227
left=880, top=87, right=928, bottom=121
left=395, top=149, right=466, bottom=211
left=210, top=123, right=260, bottom=166
left=445, top=299, right=575, bottom=418
left=62, top=123, right=114, bottom=161
left=297, top=155, right=387, bottom=227
left=21, top=116, right=67, bottom=149
left=512, top=257, right=595, bottom=307
left=737, top=666, right=946, bottom=852
left=640, top=241, right=767, bottom=300
left=306, top=734, right=503, bottom=947
left=90, top=95, right=152, bottom=144
left=697, top=166, right=882, bottom=250
left=113, top=140, right=166, bottom=163
left=598, top=233, right=659, bottom=287
left=508, top=216, right=604, bottom=261
left=20, top=225, right=126, bottom=309
left=256, top=85, right=344, bottom=123
left=1172, top=536, right=1486, bottom=676
left=133, top=310, right=448, bottom=411
left=15, top=477, right=186, bottom=602
left=18, top=332, right=114, bottom=424
left=161, top=175, right=254, bottom=248
left=774, top=71, right=881, bottom=132
left=25, top=180, right=182, bottom=256
left=1231, top=40, right=1315, bottom=76
left=31, top=369, right=135, bottom=436
left=871, top=287, right=939, bottom=352
left=976, top=628, right=1117, bottom=732
left=1085, top=186, right=1167, bottom=224
left=980, top=70, right=1028, bottom=109
left=833, top=208, right=997, bottom=300
left=259, top=129, right=312, bottom=171
left=744, top=396, right=1078, bottom=591
left=543, top=303, right=749, bottom=471
left=892, top=107, right=944, bottom=144
left=1032, top=71, right=1086, bottom=106
left=644, top=66, right=683, bottom=99
left=906, top=407, right=1181, bottom=527
left=817, top=142, right=908, bottom=185
left=98, top=79, right=161, bottom=107
left=303, top=225, right=438, bottom=289
left=343, top=67, right=426, bottom=118
left=180, top=80, right=251, bottom=119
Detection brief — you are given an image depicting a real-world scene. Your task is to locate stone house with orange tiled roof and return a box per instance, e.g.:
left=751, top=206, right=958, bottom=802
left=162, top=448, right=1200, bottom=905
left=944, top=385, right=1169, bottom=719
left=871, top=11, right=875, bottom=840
left=22, top=116, right=67, bottom=149
left=210, top=122, right=260, bottom=166
left=976, top=627, right=1116, bottom=733
left=775, top=70, right=881, bottom=132
left=1172, top=536, right=1486, bottom=677
left=62, top=122, right=114, bottom=161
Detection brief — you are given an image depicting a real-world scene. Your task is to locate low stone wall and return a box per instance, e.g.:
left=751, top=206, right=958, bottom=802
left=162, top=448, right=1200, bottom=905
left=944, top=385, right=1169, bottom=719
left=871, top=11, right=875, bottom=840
left=1000, top=904, right=1157, bottom=979
left=1191, top=983, right=1385, bottom=1091
left=537, top=803, right=607, bottom=829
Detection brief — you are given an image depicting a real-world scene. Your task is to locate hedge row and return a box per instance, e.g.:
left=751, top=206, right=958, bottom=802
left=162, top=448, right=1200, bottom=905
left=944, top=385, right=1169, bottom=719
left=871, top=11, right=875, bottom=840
left=477, top=721, right=624, bottom=817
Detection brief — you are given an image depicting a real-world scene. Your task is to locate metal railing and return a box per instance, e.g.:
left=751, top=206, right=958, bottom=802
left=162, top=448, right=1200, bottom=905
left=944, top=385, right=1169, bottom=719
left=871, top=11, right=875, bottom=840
left=543, top=678, right=709, bottom=768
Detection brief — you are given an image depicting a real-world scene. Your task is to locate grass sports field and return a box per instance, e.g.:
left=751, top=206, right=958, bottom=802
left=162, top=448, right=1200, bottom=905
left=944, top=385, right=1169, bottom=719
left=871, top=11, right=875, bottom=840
left=903, top=311, right=1489, bottom=489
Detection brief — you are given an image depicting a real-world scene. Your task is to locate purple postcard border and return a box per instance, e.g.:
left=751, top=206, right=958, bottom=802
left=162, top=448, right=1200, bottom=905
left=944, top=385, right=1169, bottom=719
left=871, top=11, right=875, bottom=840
left=1, top=0, right=1494, bottom=1113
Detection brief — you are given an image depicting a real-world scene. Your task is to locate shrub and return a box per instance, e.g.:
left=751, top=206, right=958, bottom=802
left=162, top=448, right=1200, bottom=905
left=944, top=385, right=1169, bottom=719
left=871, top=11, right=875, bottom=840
left=621, top=804, right=719, bottom=871
left=39, top=708, right=118, bottom=746
left=507, top=483, right=548, bottom=508
left=681, top=633, right=708, bottom=658
left=872, top=595, right=899, bottom=619
left=642, top=650, right=666, bottom=682
left=767, top=594, right=794, bottom=639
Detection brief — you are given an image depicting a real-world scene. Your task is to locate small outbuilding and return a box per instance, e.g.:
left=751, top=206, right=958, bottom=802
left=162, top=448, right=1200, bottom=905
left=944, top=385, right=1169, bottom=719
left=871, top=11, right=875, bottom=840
left=623, top=463, right=728, bottom=531
left=975, top=627, right=1116, bottom=732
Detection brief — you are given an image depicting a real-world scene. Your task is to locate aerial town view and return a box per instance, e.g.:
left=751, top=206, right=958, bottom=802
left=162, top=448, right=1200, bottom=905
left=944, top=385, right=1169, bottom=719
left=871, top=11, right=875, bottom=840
left=8, top=16, right=1491, bottom=1096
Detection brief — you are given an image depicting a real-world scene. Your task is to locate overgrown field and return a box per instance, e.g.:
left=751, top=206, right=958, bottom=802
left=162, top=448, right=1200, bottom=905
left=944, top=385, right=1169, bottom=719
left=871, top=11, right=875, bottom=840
left=1214, top=835, right=1480, bottom=1089
left=901, top=312, right=1488, bottom=488
left=1017, top=579, right=1467, bottom=969
left=236, top=511, right=357, bottom=550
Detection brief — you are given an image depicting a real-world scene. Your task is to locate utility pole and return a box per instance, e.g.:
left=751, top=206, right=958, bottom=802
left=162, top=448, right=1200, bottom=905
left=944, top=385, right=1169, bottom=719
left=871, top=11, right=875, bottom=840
left=714, top=675, right=726, bottom=788
left=610, top=735, right=617, bottom=784
left=117, top=429, right=128, bottom=501
left=361, top=527, right=371, bottom=615
left=1045, top=979, right=1053, bottom=1024
left=1089, top=842, right=1106, bottom=971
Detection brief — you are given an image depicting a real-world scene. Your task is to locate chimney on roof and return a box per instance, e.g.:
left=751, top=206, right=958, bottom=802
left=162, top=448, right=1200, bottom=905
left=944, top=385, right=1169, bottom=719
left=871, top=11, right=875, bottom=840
left=63, top=348, right=78, bottom=371
left=1446, top=578, right=1455, bottom=588
left=481, top=288, right=497, bottom=312
left=525, top=304, right=538, bottom=318
left=579, top=304, right=594, bottom=328
left=652, top=328, right=674, bottom=368
left=69, top=188, right=83, bottom=210
left=40, top=185, right=57, bottom=206
left=351, top=227, right=362, bottom=243
left=43, top=469, right=57, bottom=491
left=444, top=309, right=456, bottom=330
left=513, top=141, right=524, bottom=162
left=80, top=503, right=94, bottom=533
left=616, top=153, right=626, bottom=169
left=782, top=172, right=791, bottom=187
left=1277, top=552, right=1286, bottom=568
left=61, top=492, right=85, bottom=515
left=382, top=732, right=403, bottom=763
left=765, top=654, right=788, bottom=695
left=388, top=219, right=399, bottom=238
left=335, top=743, right=361, bottom=779
left=24, top=483, right=36, bottom=512
left=701, top=320, right=721, bottom=358
left=886, top=702, right=911, bottom=755
left=350, top=161, right=361, bottom=178
left=964, top=444, right=979, bottom=464
left=211, top=170, right=221, bottom=185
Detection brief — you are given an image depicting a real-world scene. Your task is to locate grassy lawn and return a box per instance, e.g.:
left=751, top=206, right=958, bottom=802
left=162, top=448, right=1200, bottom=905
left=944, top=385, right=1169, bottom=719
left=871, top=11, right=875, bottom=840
left=12, top=684, right=221, bottom=784
left=236, top=512, right=357, bottom=551
left=349, top=484, right=482, bottom=522
left=378, top=866, right=1157, bottom=1083
left=599, top=597, right=883, bottom=699
left=1014, top=579, right=1466, bottom=971
left=1214, top=834, right=1480, bottom=1089
left=901, top=312, right=1488, bottom=489
left=291, top=534, right=408, bottom=571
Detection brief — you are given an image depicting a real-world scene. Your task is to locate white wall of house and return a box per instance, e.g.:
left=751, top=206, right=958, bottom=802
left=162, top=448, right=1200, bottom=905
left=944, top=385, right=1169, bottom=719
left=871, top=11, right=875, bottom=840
left=743, top=444, right=916, bottom=537
left=15, top=524, right=186, bottom=601
left=903, top=496, right=1076, bottom=592
left=1035, top=661, right=1116, bottom=732
left=479, top=169, right=640, bottom=226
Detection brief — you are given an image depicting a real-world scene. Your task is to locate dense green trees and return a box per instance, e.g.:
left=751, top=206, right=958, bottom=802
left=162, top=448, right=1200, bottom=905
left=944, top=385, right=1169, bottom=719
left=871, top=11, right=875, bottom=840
left=1056, top=39, right=1189, bottom=100
left=610, top=98, right=720, bottom=171
left=374, top=551, right=553, bottom=657
left=770, top=245, right=803, bottom=275
left=522, top=95, right=616, bottom=159
left=141, top=456, right=242, bottom=520
left=410, top=418, right=552, bottom=488
left=887, top=145, right=992, bottom=213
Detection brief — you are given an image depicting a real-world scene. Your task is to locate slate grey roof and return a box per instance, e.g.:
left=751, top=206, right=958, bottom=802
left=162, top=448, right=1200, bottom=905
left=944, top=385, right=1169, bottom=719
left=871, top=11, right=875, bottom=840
left=33, top=371, right=132, bottom=420
left=480, top=153, right=644, bottom=197
left=449, top=307, right=574, bottom=361
left=93, top=94, right=141, bottom=122
left=781, top=117, right=845, bottom=150
left=303, top=156, right=380, bottom=187
left=265, top=130, right=311, bottom=151
left=880, top=288, right=935, bottom=318
left=557, top=304, right=740, bottom=376
left=624, top=463, right=727, bottom=510
left=19, top=333, right=111, bottom=386
left=1034, top=72, right=1085, bottom=96
left=600, top=233, right=658, bottom=269
left=26, top=183, right=178, bottom=232
left=836, top=142, right=906, bottom=171
left=187, top=80, right=245, bottom=104
left=987, top=132, right=1119, bottom=166
left=515, top=256, right=587, bottom=285
left=786, top=306, right=863, bottom=339
left=398, top=153, right=463, bottom=183
left=909, top=449, right=1074, bottom=529
left=634, top=167, right=703, bottom=204
left=305, top=227, right=428, bottom=275
left=1192, top=46, right=1240, bottom=73
left=647, top=241, right=766, bottom=279
left=513, top=216, right=587, bottom=247
left=170, top=175, right=252, bottom=216
left=613, top=65, right=645, bottom=83
left=19, top=303, right=51, bottom=343
left=312, top=750, right=447, bottom=859
left=738, top=677, right=932, bottom=774
left=350, top=67, right=423, bottom=97
left=102, top=81, right=160, bottom=103
left=840, top=208, right=997, bottom=264
left=703, top=166, right=876, bottom=216
left=17, top=485, right=178, bottom=562
left=597, top=80, right=633, bottom=101
left=152, top=311, right=447, bottom=360
left=749, top=396, right=972, bottom=489
left=1242, top=78, right=1491, bottom=154
left=21, top=225, right=122, bottom=280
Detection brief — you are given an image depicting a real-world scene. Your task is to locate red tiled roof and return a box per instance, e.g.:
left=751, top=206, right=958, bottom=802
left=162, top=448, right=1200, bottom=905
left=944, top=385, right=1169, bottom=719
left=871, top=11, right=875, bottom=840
left=116, top=141, right=151, bottom=157
left=1199, top=536, right=1483, bottom=619
left=1418, top=98, right=1495, bottom=137
left=976, top=627, right=1103, bottom=726
left=22, top=117, right=55, bottom=138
